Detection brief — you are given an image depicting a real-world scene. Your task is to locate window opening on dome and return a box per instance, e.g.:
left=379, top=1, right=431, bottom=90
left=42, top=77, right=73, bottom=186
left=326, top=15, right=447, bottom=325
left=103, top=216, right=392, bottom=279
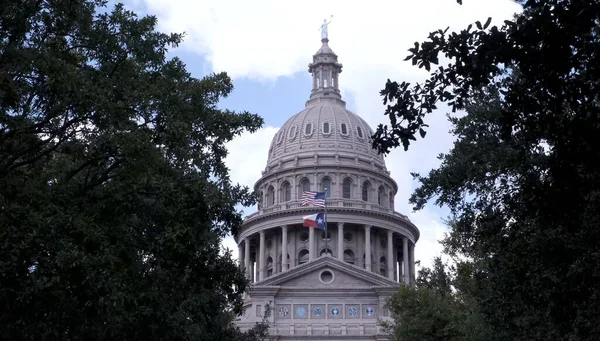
left=357, top=126, right=364, bottom=138
left=378, top=186, right=385, bottom=206
left=321, top=178, right=331, bottom=194
left=282, top=182, right=291, bottom=202
left=305, top=123, right=313, bottom=136
left=389, top=191, right=394, bottom=208
left=300, top=179, right=310, bottom=197
left=323, top=70, right=330, bottom=88
left=267, top=186, right=275, bottom=206
left=315, top=70, right=321, bottom=88
left=362, top=182, right=370, bottom=202
left=323, top=122, right=330, bottom=135
left=277, top=130, right=284, bottom=144
left=288, top=126, right=297, bottom=140
left=340, top=123, right=348, bottom=136
left=342, top=178, right=352, bottom=199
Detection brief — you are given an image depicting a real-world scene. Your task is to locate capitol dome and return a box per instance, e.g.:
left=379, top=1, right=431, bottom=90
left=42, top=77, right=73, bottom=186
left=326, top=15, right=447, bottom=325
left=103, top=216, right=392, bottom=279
left=266, top=39, right=385, bottom=171
left=235, top=33, right=419, bottom=340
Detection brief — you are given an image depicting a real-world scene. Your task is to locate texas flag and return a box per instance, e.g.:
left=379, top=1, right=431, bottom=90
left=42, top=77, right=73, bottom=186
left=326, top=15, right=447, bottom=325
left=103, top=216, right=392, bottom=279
left=302, top=212, right=326, bottom=230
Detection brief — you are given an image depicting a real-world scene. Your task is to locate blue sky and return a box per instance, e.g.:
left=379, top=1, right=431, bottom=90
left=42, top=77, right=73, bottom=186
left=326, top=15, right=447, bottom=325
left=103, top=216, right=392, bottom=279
left=122, top=0, right=521, bottom=269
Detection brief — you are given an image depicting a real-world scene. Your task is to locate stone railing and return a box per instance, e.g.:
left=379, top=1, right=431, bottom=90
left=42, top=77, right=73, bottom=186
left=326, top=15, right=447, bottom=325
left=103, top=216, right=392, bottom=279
left=245, top=199, right=408, bottom=220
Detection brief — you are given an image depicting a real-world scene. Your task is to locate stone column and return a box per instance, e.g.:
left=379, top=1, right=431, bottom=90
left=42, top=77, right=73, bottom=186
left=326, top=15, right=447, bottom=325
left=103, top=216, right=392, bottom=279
left=259, top=231, right=265, bottom=281
left=387, top=230, right=394, bottom=280
left=365, top=225, right=371, bottom=272
left=281, top=225, right=288, bottom=272
left=409, top=241, right=416, bottom=284
left=244, top=237, right=251, bottom=280
left=309, top=227, right=315, bottom=261
left=403, top=237, right=410, bottom=284
left=337, top=222, right=344, bottom=260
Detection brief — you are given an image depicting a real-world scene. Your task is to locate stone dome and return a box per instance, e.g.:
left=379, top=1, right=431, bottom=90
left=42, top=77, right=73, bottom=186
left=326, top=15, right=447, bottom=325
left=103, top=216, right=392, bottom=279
left=265, top=38, right=386, bottom=170
left=266, top=102, right=386, bottom=169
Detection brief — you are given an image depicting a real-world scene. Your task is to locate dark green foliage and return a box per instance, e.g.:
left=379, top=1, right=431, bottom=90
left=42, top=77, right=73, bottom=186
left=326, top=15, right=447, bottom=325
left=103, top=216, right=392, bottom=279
left=0, top=1, right=267, bottom=340
left=383, top=257, right=486, bottom=341
left=372, top=1, right=600, bottom=340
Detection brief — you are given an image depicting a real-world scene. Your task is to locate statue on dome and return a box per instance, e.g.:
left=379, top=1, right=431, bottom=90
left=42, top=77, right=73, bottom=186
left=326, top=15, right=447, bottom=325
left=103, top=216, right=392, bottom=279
left=319, top=16, right=333, bottom=40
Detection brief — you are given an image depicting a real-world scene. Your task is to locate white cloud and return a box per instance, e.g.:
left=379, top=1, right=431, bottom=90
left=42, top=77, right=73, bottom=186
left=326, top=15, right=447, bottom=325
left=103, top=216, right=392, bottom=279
left=137, top=0, right=521, bottom=268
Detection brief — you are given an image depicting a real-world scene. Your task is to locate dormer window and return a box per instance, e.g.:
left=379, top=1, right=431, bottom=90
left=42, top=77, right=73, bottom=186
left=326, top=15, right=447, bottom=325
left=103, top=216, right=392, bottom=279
left=340, top=123, right=348, bottom=136
left=304, top=123, right=313, bottom=137
left=288, top=125, right=297, bottom=140
left=276, top=130, right=284, bottom=144
left=357, top=126, right=364, bottom=139
left=322, top=122, right=330, bottom=135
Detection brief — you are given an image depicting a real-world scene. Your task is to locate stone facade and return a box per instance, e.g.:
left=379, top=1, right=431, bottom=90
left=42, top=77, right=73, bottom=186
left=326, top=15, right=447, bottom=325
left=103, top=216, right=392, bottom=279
left=234, top=37, right=419, bottom=341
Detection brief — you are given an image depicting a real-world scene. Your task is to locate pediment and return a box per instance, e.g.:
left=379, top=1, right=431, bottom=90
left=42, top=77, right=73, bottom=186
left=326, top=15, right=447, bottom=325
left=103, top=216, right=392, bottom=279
left=256, top=255, right=400, bottom=288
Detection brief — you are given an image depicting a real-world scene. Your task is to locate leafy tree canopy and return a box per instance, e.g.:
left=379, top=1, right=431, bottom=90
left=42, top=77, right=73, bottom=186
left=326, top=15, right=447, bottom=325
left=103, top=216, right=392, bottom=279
left=0, top=0, right=266, bottom=340
left=373, top=1, right=600, bottom=340
left=383, top=257, right=486, bottom=341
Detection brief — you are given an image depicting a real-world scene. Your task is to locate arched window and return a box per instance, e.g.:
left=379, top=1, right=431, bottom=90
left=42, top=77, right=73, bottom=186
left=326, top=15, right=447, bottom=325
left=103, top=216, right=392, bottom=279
left=321, top=178, right=332, bottom=194
left=298, top=249, right=309, bottom=265
left=267, top=186, right=275, bottom=206
left=299, top=179, right=310, bottom=198
left=344, top=249, right=355, bottom=264
left=357, top=126, right=364, bottom=138
left=389, top=191, right=394, bottom=209
left=257, top=191, right=263, bottom=209
left=323, top=70, right=330, bottom=87
left=378, top=186, right=385, bottom=206
left=281, top=182, right=291, bottom=202
left=362, top=182, right=370, bottom=202
left=342, top=178, right=352, bottom=199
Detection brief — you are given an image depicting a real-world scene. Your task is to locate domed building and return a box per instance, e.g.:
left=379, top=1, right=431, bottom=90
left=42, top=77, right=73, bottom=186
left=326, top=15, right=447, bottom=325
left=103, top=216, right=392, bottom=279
left=235, top=32, right=419, bottom=340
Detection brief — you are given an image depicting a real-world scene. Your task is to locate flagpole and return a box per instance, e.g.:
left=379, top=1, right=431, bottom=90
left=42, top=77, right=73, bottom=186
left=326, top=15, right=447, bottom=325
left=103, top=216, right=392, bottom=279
left=324, top=188, right=328, bottom=256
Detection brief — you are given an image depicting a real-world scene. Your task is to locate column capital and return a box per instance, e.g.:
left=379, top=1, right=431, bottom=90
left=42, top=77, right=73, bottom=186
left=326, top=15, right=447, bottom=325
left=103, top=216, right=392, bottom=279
left=337, top=222, right=345, bottom=228
left=364, top=224, right=372, bottom=230
left=281, top=225, right=288, bottom=230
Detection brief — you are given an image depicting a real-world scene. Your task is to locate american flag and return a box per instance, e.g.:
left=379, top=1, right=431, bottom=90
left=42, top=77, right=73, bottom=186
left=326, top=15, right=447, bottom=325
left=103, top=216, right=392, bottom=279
left=301, top=191, right=326, bottom=207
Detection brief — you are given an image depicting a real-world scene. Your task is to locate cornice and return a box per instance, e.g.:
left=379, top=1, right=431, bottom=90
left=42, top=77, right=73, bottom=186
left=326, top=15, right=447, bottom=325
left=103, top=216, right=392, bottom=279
left=237, top=206, right=419, bottom=243
left=253, top=255, right=401, bottom=288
